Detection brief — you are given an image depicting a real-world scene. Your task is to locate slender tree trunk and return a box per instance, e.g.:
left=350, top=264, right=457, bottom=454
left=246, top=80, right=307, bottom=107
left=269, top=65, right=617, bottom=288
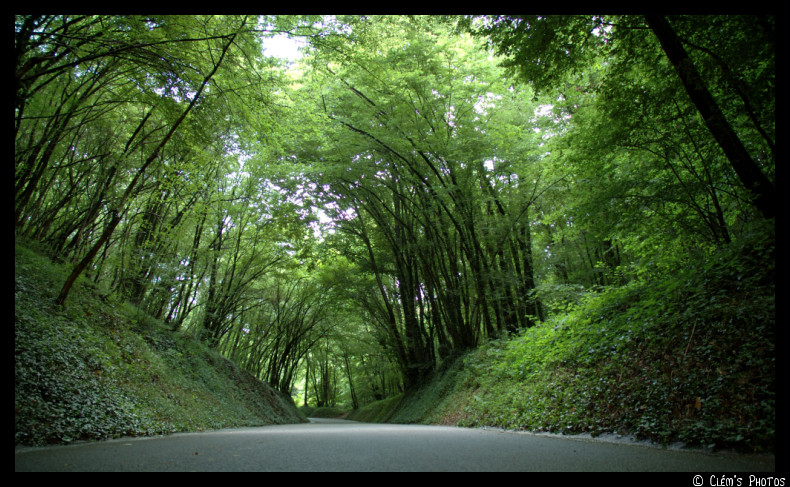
left=645, top=15, right=775, bottom=219
left=343, top=350, right=359, bottom=410
left=303, top=354, right=311, bottom=408
left=168, top=210, right=207, bottom=329
left=56, top=27, right=241, bottom=306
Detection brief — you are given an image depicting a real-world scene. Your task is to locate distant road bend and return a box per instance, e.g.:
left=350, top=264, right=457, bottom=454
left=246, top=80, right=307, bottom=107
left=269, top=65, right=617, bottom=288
left=15, top=418, right=775, bottom=472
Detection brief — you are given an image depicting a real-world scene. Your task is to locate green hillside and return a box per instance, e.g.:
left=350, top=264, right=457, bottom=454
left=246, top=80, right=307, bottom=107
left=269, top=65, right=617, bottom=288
left=15, top=239, right=306, bottom=447
left=348, top=230, right=775, bottom=454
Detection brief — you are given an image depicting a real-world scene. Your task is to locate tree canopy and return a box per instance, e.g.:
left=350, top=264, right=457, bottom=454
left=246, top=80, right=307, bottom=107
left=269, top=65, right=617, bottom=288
left=16, top=14, right=774, bottom=404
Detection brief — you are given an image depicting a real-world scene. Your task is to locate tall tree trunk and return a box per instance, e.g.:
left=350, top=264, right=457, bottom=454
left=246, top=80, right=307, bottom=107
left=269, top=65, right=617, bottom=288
left=645, top=15, right=775, bottom=219
left=55, top=25, right=243, bottom=306
left=343, top=350, right=359, bottom=410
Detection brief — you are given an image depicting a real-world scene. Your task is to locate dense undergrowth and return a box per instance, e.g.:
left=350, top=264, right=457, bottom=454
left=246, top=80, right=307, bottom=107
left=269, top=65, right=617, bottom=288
left=355, top=229, right=775, bottom=453
left=15, top=238, right=306, bottom=447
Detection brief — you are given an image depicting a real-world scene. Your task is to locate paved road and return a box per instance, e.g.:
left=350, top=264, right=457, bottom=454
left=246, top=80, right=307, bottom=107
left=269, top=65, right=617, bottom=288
left=15, top=418, right=775, bottom=472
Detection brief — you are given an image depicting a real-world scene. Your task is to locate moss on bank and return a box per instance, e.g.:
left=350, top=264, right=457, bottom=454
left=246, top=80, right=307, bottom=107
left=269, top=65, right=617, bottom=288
left=15, top=238, right=306, bottom=447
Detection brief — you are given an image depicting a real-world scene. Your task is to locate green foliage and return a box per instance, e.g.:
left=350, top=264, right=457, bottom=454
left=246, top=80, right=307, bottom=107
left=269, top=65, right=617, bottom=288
left=15, top=238, right=305, bottom=447
left=298, top=406, right=349, bottom=419
left=385, top=355, right=472, bottom=425
left=14, top=16, right=775, bottom=454
left=345, top=395, right=405, bottom=423
left=468, top=15, right=610, bottom=95
left=368, top=229, right=773, bottom=453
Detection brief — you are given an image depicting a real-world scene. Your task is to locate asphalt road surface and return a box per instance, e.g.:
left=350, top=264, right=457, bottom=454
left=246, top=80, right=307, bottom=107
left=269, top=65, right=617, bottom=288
left=15, top=418, right=775, bottom=472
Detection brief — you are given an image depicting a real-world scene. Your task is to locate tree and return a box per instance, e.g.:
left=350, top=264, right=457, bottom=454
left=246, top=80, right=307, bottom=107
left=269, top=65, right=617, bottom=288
left=55, top=17, right=248, bottom=306
left=15, top=15, right=773, bottom=412
left=292, top=16, right=549, bottom=386
left=468, top=15, right=774, bottom=221
left=644, top=15, right=774, bottom=219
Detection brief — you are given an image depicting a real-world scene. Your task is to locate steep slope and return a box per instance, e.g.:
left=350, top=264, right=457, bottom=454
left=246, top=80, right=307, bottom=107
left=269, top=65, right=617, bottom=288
left=15, top=239, right=306, bottom=447
left=349, top=229, right=775, bottom=454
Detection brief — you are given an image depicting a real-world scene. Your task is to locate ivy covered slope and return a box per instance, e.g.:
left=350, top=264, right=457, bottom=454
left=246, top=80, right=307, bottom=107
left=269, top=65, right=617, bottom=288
left=374, top=226, right=775, bottom=453
left=15, top=239, right=306, bottom=447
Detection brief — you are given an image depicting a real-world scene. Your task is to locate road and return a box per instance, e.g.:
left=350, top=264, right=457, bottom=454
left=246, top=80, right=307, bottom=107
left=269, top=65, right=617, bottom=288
left=15, top=418, right=775, bottom=472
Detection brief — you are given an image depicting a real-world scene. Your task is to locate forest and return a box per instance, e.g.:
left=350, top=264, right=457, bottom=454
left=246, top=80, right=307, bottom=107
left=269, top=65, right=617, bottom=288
left=15, top=15, right=774, bottom=450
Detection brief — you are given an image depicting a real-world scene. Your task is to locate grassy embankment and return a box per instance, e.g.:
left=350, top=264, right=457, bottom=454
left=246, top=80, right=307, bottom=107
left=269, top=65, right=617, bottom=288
left=347, top=229, right=775, bottom=454
left=15, top=238, right=307, bottom=447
